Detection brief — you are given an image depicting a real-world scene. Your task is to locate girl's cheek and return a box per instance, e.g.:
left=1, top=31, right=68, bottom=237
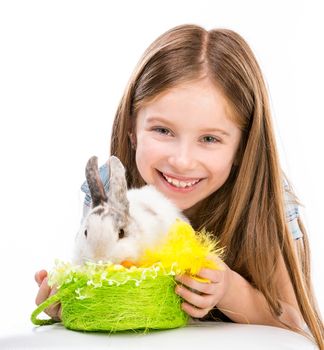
left=137, top=136, right=172, bottom=159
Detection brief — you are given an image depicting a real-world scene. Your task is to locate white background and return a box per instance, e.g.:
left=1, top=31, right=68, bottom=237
left=0, top=0, right=323, bottom=331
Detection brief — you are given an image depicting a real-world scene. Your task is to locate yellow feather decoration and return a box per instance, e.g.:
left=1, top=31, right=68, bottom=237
left=139, top=219, right=224, bottom=276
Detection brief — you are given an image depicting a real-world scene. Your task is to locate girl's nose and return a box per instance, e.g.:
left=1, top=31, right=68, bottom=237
left=167, top=142, right=197, bottom=172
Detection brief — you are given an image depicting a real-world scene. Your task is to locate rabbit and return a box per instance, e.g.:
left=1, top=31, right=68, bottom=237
left=73, top=155, right=188, bottom=265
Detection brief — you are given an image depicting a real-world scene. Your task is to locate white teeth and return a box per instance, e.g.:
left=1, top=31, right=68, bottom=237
left=163, top=174, right=200, bottom=188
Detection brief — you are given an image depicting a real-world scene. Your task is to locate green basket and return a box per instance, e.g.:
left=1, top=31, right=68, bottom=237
left=31, top=262, right=188, bottom=332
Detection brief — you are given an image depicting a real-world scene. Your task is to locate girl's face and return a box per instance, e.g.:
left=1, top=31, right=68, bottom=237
left=134, top=78, right=242, bottom=210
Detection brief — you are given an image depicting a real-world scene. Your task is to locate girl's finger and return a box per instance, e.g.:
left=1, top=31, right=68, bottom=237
left=45, top=285, right=61, bottom=321
left=181, top=302, right=209, bottom=318
left=35, top=278, right=61, bottom=320
left=45, top=301, right=61, bottom=321
left=176, top=274, right=217, bottom=295
left=34, top=270, right=48, bottom=287
left=175, top=284, right=215, bottom=310
left=35, top=277, right=51, bottom=306
left=196, top=268, right=224, bottom=284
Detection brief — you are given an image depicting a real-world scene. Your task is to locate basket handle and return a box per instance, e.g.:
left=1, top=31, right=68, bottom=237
left=31, top=294, right=61, bottom=326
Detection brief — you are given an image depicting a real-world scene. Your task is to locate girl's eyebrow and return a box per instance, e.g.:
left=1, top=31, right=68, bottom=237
left=145, top=116, right=171, bottom=124
left=145, top=116, right=231, bottom=137
left=200, top=128, right=231, bottom=137
left=144, top=116, right=176, bottom=128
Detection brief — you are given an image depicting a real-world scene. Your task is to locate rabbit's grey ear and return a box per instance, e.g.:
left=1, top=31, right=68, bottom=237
left=107, top=156, right=129, bottom=215
left=85, top=156, right=108, bottom=208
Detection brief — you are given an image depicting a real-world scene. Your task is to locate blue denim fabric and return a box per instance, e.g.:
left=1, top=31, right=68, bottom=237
left=81, top=163, right=303, bottom=240
left=283, top=183, right=303, bottom=240
left=81, top=162, right=110, bottom=219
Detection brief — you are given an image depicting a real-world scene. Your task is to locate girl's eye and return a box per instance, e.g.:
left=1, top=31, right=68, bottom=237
left=201, top=135, right=220, bottom=144
left=152, top=127, right=172, bottom=136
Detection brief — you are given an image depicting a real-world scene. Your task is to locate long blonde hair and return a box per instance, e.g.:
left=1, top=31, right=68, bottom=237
left=110, top=24, right=323, bottom=348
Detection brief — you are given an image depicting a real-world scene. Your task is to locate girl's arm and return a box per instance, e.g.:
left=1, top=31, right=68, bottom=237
left=175, top=254, right=304, bottom=330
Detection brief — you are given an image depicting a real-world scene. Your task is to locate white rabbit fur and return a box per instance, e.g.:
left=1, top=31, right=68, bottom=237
left=73, top=156, right=187, bottom=265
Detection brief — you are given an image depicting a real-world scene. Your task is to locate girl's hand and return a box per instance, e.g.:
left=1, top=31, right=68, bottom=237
left=175, top=260, right=232, bottom=318
left=34, top=270, right=61, bottom=321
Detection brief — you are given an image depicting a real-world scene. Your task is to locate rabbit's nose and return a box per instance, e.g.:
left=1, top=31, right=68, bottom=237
left=94, top=245, right=109, bottom=261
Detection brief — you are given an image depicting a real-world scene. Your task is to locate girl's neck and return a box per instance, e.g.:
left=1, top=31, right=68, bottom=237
left=183, top=200, right=204, bottom=221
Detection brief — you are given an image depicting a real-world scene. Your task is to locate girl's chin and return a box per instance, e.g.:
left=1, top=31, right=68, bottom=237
left=162, top=193, right=201, bottom=212
left=172, top=202, right=191, bottom=211
left=182, top=200, right=204, bottom=214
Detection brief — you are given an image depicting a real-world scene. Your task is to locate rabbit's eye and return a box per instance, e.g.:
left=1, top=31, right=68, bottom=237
left=84, top=229, right=88, bottom=238
left=118, top=229, right=125, bottom=239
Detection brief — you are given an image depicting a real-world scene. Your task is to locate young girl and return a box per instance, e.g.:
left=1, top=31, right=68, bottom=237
left=35, top=24, right=324, bottom=348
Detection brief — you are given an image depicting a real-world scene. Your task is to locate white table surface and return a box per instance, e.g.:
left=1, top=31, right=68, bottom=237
left=0, top=321, right=318, bottom=350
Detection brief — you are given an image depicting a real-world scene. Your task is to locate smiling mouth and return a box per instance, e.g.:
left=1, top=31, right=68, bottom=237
left=160, top=172, right=202, bottom=189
